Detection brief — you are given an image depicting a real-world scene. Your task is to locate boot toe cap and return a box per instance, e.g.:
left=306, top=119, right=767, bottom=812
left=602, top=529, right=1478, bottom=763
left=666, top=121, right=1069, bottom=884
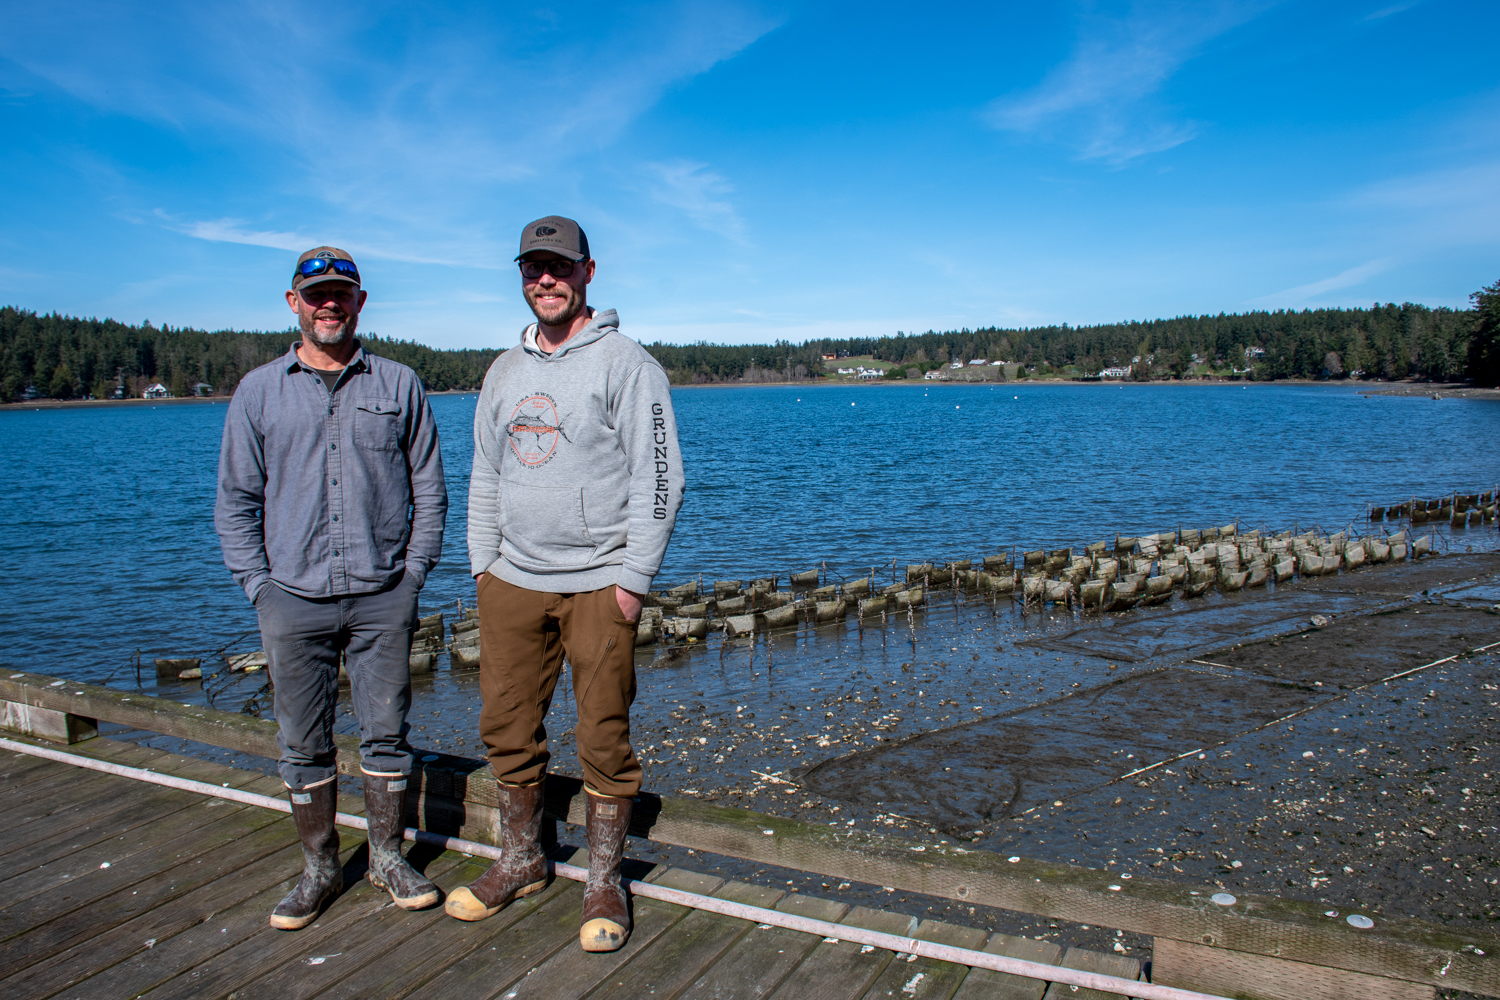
left=580, top=916, right=629, bottom=952
left=445, top=885, right=501, bottom=921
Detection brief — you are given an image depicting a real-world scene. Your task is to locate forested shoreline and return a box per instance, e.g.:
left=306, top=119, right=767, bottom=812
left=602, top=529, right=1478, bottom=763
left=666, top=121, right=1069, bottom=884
left=3, top=280, right=1496, bottom=401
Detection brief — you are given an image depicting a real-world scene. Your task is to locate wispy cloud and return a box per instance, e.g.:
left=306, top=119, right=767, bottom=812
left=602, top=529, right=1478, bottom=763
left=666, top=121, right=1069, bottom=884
left=1365, top=1, right=1423, bottom=21
left=0, top=2, right=780, bottom=260
left=167, top=217, right=309, bottom=253
left=1249, top=258, right=1393, bottom=307
left=156, top=212, right=501, bottom=267
left=985, top=1, right=1269, bottom=162
left=1350, top=159, right=1500, bottom=247
left=641, top=161, right=746, bottom=242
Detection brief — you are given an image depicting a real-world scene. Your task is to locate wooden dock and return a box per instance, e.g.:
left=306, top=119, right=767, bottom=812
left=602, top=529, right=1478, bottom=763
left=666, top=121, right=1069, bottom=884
left=1, top=736, right=1145, bottom=1000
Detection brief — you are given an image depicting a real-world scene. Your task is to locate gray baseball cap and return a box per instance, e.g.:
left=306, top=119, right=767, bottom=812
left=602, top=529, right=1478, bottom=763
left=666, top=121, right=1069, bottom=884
left=516, top=216, right=590, bottom=262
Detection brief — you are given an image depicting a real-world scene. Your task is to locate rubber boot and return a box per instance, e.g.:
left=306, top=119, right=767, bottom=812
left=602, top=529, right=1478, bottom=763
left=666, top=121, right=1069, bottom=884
left=270, top=781, right=343, bottom=930
left=362, top=771, right=440, bottom=910
left=580, top=788, right=633, bottom=952
left=445, top=780, right=548, bottom=921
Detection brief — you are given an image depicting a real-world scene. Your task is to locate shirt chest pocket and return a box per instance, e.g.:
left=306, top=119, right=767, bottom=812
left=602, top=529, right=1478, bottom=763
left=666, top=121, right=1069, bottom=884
left=354, top=397, right=402, bottom=451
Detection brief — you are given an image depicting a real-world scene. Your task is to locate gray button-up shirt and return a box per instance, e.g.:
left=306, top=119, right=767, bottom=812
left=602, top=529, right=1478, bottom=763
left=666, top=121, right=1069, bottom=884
left=214, top=341, right=447, bottom=602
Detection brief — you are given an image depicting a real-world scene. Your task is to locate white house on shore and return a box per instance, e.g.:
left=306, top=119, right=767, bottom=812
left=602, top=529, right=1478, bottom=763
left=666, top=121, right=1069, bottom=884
left=143, top=382, right=169, bottom=399
left=1100, top=367, right=1131, bottom=378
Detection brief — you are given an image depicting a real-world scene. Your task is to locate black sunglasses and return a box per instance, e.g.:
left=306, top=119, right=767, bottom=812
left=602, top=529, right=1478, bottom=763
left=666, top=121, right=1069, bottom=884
left=294, top=257, right=360, bottom=283
left=519, top=258, right=585, bottom=279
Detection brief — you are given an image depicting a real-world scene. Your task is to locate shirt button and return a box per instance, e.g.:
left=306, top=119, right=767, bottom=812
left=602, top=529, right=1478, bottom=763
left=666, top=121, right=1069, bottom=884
left=330, top=443, right=337, bottom=450
left=331, top=479, right=338, bottom=486
left=332, top=515, right=339, bottom=521
left=334, top=550, right=340, bottom=556
left=328, top=408, right=334, bottom=415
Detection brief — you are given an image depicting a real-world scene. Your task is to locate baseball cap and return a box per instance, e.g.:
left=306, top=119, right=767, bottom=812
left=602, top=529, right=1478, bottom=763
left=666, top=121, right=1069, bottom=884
left=292, top=246, right=361, bottom=291
left=516, top=216, right=589, bottom=262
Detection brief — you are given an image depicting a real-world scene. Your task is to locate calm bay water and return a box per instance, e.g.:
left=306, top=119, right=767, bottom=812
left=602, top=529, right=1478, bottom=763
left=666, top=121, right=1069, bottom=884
left=1, top=381, right=1497, bottom=678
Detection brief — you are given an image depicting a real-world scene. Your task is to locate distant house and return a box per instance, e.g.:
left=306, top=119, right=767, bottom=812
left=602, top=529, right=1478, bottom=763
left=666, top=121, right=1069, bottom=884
left=949, top=362, right=963, bottom=369
left=857, top=369, right=882, bottom=379
left=837, top=368, right=855, bottom=375
left=967, top=359, right=987, bottom=366
left=924, top=370, right=944, bottom=380
left=1245, top=346, right=1266, bottom=358
left=1100, top=367, right=1131, bottom=378
left=988, top=360, right=1004, bottom=366
left=143, top=383, right=169, bottom=399
left=191, top=382, right=215, bottom=397
left=821, top=354, right=837, bottom=361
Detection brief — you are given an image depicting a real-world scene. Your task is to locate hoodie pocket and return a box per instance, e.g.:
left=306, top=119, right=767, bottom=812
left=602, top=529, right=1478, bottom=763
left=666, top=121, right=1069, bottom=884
left=499, top=483, right=598, bottom=570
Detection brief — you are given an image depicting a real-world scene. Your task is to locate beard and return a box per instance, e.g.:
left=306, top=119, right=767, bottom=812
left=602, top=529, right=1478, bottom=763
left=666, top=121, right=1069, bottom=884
left=524, top=283, right=587, bottom=328
left=299, top=306, right=357, bottom=346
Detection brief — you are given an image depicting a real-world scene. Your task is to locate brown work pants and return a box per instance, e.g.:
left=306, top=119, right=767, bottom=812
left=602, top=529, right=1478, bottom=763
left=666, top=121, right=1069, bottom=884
left=476, top=574, right=642, bottom=797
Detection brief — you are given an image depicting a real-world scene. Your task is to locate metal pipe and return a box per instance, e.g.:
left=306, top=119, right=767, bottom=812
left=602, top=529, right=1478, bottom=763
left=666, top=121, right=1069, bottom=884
left=1, top=736, right=1234, bottom=1000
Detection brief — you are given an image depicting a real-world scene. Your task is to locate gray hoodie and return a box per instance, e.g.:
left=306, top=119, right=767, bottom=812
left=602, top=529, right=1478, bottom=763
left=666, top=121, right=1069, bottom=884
left=467, top=309, right=684, bottom=595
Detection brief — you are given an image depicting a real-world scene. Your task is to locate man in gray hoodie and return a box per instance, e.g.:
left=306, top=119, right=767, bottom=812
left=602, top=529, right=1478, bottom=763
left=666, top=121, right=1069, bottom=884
left=446, top=216, right=684, bottom=953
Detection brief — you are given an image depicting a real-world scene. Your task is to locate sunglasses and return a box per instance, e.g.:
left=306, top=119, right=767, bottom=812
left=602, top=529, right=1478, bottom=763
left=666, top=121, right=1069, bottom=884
left=294, top=257, right=360, bottom=283
left=519, top=258, right=585, bottom=279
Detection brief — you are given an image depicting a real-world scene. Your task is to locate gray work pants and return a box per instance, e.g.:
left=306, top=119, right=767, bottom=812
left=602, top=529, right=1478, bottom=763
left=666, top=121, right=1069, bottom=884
left=255, top=574, right=419, bottom=789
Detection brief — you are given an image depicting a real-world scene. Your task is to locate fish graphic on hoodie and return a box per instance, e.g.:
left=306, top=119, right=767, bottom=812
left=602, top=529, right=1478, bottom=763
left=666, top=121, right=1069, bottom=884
left=467, top=308, right=686, bottom=596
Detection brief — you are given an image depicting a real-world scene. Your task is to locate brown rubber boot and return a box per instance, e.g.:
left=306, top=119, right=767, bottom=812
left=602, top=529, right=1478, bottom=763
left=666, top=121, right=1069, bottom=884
left=270, top=781, right=343, bottom=930
left=362, top=771, right=439, bottom=910
left=580, top=788, right=633, bottom=952
left=445, top=780, right=549, bottom=921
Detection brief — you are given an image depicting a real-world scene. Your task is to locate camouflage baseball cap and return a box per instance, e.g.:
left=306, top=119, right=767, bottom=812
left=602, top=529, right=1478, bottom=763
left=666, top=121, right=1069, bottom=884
left=516, top=216, right=589, bottom=262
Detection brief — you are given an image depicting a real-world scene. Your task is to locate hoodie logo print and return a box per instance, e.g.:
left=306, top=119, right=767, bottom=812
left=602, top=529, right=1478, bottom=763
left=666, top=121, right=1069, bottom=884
left=505, top=393, right=571, bottom=467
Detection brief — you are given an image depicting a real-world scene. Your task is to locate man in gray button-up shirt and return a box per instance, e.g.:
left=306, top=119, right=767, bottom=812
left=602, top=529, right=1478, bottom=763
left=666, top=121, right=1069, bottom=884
left=214, top=246, right=447, bottom=931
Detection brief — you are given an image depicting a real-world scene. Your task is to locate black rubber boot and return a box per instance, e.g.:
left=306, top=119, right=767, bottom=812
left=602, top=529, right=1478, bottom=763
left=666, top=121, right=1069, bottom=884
left=445, top=780, right=549, bottom=921
left=580, top=789, right=633, bottom=952
left=270, top=781, right=343, bottom=930
left=362, top=771, right=439, bottom=910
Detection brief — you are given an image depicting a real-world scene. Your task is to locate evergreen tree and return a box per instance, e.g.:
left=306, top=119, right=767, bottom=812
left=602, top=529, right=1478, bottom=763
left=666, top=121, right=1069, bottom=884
left=48, top=360, right=75, bottom=399
left=1468, top=278, right=1500, bottom=386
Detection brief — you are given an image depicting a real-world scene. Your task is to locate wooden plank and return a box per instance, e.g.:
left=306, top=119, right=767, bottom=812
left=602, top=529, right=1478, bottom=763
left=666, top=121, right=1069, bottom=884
left=760, top=897, right=891, bottom=1000
left=0, top=748, right=73, bottom=789
left=0, top=753, right=273, bottom=864
left=27, top=830, right=371, bottom=1000
left=0, top=769, right=126, bottom=836
left=129, top=852, right=470, bottom=1000
left=0, top=840, right=307, bottom=999
left=585, top=880, right=770, bottom=1000
left=401, top=882, right=584, bottom=1000
left=1, top=698, right=97, bottom=743
left=0, top=673, right=290, bottom=763
left=0, top=780, right=247, bottom=882
left=860, top=918, right=989, bottom=1000
left=0, top=790, right=285, bottom=951
left=1152, top=937, right=1437, bottom=1000
left=0, top=804, right=297, bottom=977
left=950, top=933, right=1064, bottom=1000
left=795, top=905, right=917, bottom=1000
left=1040, top=947, right=1141, bottom=1000
left=217, top=854, right=481, bottom=1000
left=4, top=677, right=1496, bottom=995
left=678, top=883, right=816, bottom=1000
left=401, top=880, right=591, bottom=1000
left=312, top=870, right=577, bottom=1000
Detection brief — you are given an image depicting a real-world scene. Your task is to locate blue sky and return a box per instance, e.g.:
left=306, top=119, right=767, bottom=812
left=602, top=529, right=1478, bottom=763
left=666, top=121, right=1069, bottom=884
left=2, top=1, right=1497, bottom=348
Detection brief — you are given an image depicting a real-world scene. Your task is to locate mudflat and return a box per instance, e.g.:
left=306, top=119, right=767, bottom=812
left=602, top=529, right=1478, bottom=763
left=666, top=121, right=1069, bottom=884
left=622, top=551, right=1500, bottom=960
